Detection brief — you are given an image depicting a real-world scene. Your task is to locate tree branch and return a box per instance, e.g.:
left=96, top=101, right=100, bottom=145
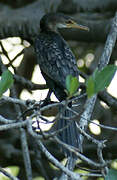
left=0, top=1, right=114, bottom=43
left=99, top=91, right=117, bottom=110
left=58, top=0, right=117, bottom=13
left=79, top=11, right=117, bottom=175
left=37, top=139, right=82, bottom=180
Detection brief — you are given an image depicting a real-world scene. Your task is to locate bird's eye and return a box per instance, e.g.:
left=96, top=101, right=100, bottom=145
left=67, top=20, right=73, bottom=24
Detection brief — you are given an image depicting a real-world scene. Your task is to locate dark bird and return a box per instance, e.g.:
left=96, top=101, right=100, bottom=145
left=35, top=13, right=88, bottom=160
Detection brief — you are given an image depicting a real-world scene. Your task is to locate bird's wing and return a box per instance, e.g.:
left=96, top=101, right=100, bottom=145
left=35, top=34, right=79, bottom=89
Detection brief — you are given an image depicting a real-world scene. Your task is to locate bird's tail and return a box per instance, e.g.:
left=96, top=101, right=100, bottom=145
left=57, top=106, right=79, bottom=157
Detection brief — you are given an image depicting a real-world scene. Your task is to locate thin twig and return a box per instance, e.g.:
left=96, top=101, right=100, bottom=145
left=97, top=142, right=109, bottom=177
left=87, top=119, right=117, bottom=131
left=14, top=74, right=47, bottom=90
left=0, top=115, right=17, bottom=124
left=79, top=173, right=102, bottom=177
left=0, top=56, right=32, bottom=180
left=54, top=137, right=109, bottom=168
left=0, top=121, right=26, bottom=131
left=1, top=95, right=26, bottom=107
left=79, top=10, right=117, bottom=155
left=37, top=139, right=82, bottom=180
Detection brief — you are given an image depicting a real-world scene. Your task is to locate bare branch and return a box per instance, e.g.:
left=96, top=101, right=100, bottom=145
left=0, top=56, right=32, bottom=180
left=1, top=95, right=26, bottom=107
left=79, top=10, right=117, bottom=160
left=37, top=139, right=82, bottom=180
left=0, top=1, right=114, bottom=43
left=59, top=0, right=117, bottom=13
left=99, top=91, right=117, bottom=110
left=0, top=1, right=61, bottom=41
left=98, top=11, right=117, bottom=69
left=54, top=137, right=109, bottom=168
left=14, top=74, right=47, bottom=90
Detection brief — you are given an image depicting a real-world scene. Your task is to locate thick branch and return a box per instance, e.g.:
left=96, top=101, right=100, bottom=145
left=79, top=10, right=117, bottom=163
left=0, top=2, right=114, bottom=43
left=0, top=1, right=61, bottom=41
left=58, top=0, right=117, bottom=13
left=99, top=91, right=117, bottom=110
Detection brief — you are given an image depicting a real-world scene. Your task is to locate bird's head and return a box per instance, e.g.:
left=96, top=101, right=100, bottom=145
left=40, top=13, right=89, bottom=32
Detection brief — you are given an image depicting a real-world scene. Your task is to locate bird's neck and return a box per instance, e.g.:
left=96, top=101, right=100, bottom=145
left=40, top=27, right=59, bottom=34
left=40, top=28, right=65, bottom=43
left=40, top=21, right=59, bottom=33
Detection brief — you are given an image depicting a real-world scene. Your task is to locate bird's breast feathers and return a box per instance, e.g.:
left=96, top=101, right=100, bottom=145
left=35, top=33, right=79, bottom=86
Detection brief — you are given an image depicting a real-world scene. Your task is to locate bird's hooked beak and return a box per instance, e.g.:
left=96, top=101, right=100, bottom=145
left=66, top=20, right=89, bottom=31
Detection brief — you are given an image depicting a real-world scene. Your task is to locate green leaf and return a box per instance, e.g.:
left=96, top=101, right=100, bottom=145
left=94, top=65, right=117, bottom=93
left=105, top=169, right=117, bottom=180
left=0, top=70, right=14, bottom=97
left=33, top=177, right=45, bottom=180
left=66, top=75, right=72, bottom=93
left=86, top=65, right=117, bottom=98
left=7, top=166, right=20, bottom=177
left=86, top=76, right=95, bottom=98
left=0, top=166, right=20, bottom=180
left=69, top=77, right=79, bottom=95
left=92, top=67, right=98, bottom=80
left=66, top=75, right=79, bottom=96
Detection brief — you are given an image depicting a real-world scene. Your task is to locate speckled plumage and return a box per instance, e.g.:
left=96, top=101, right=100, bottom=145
left=35, top=31, right=79, bottom=100
left=35, top=13, right=80, bottom=156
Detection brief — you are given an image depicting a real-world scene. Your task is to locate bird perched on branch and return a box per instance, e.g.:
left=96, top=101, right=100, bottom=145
left=35, top=13, right=88, bottom=158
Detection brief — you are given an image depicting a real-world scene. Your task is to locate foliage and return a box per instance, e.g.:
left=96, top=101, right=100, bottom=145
left=86, top=65, right=117, bottom=98
left=0, top=166, right=20, bottom=180
left=66, top=74, right=79, bottom=97
left=0, top=70, right=14, bottom=97
left=0, top=1, right=117, bottom=179
left=66, top=65, right=117, bottom=98
left=105, top=168, right=117, bottom=180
